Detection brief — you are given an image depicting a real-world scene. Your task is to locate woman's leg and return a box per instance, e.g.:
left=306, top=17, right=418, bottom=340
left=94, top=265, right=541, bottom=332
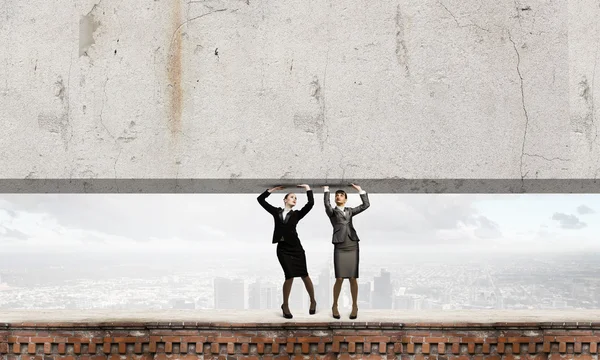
left=282, top=278, right=294, bottom=315
left=349, top=277, right=358, bottom=318
left=301, top=275, right=317, bottom=313
left=332, top=278, right=343, bottom=318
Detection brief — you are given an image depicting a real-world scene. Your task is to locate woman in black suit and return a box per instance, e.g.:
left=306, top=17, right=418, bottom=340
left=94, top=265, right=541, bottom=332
left=257, top=184, right=316, bottom=319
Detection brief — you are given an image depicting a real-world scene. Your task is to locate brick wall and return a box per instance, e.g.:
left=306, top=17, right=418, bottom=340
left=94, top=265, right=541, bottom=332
left=1, top=321, right=599, bottom=359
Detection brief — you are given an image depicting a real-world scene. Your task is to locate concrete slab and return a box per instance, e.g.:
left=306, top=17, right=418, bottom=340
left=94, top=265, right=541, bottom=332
left=2, top=310, right=600, bottom=324
left=1, top=0, right=599, bottom=193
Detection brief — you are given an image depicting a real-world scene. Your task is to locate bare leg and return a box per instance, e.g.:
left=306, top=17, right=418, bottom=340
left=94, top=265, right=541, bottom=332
left=349, top=278, right=358, bottom=318
left=332, top=278, right=343, bottom=318
left=301, top=275, right=317, bottom=313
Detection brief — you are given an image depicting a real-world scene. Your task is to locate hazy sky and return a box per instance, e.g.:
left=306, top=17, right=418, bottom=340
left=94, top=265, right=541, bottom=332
left=0, top=192, right=598, bottom=255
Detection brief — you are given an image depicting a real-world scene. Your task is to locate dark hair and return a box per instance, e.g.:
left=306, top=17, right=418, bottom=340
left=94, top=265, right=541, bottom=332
left=284, top=193, right=294, bottom=200
left=335, top=190, right=347, bottom=199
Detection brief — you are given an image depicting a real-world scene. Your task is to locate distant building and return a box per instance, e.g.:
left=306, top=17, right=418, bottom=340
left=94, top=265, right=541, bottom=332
left=172, top=299, right=195, bottom=309
left=358, top=282, right=371, bottom=309
left=316, top=267, right=331, bottom=309
left=248, top=281, right=261, bottom=310
left=372, top=269, right=393, bottom=309
left=249, top=281, right=278, bottom=309
left=214, top=277, right=244, bottom=309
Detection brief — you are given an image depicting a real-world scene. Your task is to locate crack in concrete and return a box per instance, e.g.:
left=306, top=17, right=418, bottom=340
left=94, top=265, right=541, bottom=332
left=66, top=34, right=74, bottom=150
left=513, top=0, right=523, bottom=26
left=522, top=153, right=570, bottom=162
left=170, top=8, right=227, bottom=45
left=100, top=77, right=114, bottom=139
left=321, top=39, right=330, bottom=152
left=113, top=147, right=122, bottom=191
left=509, top=32, right=530, bottom=182
left=591, top=36, right=599, bottom=147
left=395, top=4, right=410, bottom=77
left=3, top=0, right=8, bottom=93
left=175, top=159, right=181, bottom=191
left=437, top=1, right=490, bottom=33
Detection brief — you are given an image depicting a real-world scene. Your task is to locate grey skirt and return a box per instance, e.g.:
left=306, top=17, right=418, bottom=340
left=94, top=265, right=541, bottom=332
left=333, top=239, right=359, bottom=279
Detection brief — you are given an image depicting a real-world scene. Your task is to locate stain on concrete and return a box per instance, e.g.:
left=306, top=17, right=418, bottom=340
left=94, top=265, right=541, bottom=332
left=39, top=76, right=71, bottom=149
left=395, top=4, right=410, bottom=77
left=79, top=5, right=101, bottom=57
left=294, top=113, right=324, bottom=135
left=167, top=0, right=183, bottom=136
left=571, top=76, right=597, bottom=147
left=294, top=75, right=328, bottom=151
left=54, top=78, right=65, bottom=101
left=310, top=76, right=322, bottom=101
left=38, top=113, right=62, bottom=134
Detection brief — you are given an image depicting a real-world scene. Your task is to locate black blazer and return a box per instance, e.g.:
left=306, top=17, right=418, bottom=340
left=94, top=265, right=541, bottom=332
left=257, top=189, right=314, bottom=244
left=324, top=191, right=370, bottom=244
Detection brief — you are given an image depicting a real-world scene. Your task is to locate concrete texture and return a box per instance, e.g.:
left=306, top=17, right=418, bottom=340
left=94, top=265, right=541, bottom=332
left=1, top=0, right=598, bottom=192
left=2, top=310, right=600, bottom=324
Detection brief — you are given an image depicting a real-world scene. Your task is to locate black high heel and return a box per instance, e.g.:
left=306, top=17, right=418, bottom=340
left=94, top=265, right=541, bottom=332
left=309, top=301, right=317, bottom=315
left=281, top=304, right=293, bottom=319
left=332, top=306, right=340, bottom=319
left=349, top=307, right=358, bottom=320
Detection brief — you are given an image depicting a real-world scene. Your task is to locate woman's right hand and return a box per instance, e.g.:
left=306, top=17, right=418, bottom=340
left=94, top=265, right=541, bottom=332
left=268, top=185, right=285, bottom=193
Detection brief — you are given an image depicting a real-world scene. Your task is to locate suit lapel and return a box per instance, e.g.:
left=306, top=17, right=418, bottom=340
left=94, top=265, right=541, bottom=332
left=335, top=207, right=348, bottom=219
left=279, top=209, right=292, bottom=223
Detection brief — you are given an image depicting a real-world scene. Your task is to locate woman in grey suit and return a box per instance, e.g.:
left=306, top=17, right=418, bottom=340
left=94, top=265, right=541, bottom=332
left=323, top=183, right=370, bottom=319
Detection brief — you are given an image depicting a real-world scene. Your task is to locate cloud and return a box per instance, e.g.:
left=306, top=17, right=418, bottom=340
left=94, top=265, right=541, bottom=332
left=577, top=205, right=595, bottom=215
left=551, top=213, right=587, bottom=229
left=0, top=227, right=29, bottom=240
left=473, top=215, right=502, bottom=239
left=0, top=193, right=505, bottom=251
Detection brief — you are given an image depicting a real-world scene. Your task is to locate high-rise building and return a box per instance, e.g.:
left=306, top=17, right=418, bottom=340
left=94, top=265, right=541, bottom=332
left=373, top=269, right=393, bottom=309
left=393, top=294, right=410, bottom=310
left=289, top=282, right=305, bottom=310
left=214, top=277, right=244, bottom=309
left=316, top=267, right=331, bottom=308
left=358, top=282, right=371, bottom=309
left=248, top=281, right=278, bottom=309
left=248, top=281, right=261, bottom=310
left=260, top=283, right=278, bottom=309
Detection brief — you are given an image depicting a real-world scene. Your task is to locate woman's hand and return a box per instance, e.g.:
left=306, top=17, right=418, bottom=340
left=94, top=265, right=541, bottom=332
left=268, top=185, right=286, bottom=193
left=297, top=184, right=311, bottom=191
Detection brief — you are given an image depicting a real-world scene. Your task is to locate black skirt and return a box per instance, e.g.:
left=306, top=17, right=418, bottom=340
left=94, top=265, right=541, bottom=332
left=277, top=241, right=308, bottom=279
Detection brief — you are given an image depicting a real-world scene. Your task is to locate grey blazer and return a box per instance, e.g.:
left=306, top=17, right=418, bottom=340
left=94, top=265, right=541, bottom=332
left=324, top=191, right=370, bottom=244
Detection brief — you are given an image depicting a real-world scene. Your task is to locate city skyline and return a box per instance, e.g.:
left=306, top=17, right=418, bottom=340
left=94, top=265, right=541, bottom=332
left=1, top=194, right=600, bottom=311
left=2, top=250, right=600, bottom=311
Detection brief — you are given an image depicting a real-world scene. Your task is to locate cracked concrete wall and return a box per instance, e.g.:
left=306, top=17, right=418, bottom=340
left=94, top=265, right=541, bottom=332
left=0, top=0, right=598, bottom=191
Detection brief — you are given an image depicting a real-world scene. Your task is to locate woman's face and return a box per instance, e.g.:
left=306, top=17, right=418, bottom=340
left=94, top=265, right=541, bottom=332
left=335, top=192, right=347, bottom=206
left=284, top=193, right=297, bottom=207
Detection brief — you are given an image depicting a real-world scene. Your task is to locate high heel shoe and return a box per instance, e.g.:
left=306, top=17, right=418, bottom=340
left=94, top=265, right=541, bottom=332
left=281, top=304, right=293, bottom=319
left=309, top=301, right=317, bottom=315
left=349, top=307, right=358, bottom=320
left=332, top=306, right=340, bottom=319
